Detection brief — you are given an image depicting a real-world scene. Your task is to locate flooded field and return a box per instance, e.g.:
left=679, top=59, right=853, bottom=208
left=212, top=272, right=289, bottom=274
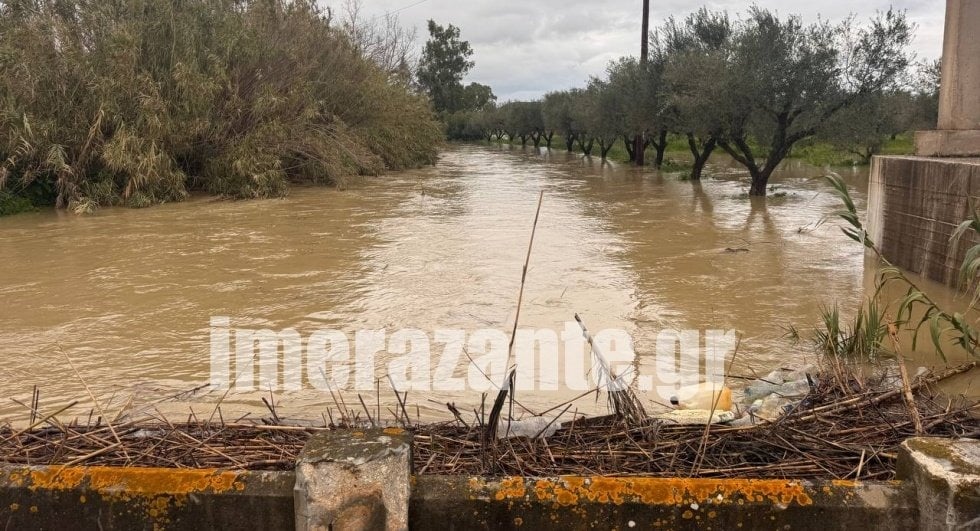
left=0, top=144, right=969, bottom=422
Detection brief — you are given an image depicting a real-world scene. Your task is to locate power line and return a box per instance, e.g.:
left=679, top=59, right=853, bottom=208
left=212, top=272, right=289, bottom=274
left=364, top=0, right=430, bottom=22
left=388, top=0, right=429, bottom=16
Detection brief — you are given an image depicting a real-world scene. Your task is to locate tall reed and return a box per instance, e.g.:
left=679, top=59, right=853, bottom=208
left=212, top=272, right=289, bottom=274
left=0, top=0, right=442, bottom=211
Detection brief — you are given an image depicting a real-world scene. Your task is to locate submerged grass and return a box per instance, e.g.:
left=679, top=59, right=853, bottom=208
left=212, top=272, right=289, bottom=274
left=813, top=301, right=888, bottom=362
left=793, top=134, right=915, bottom=166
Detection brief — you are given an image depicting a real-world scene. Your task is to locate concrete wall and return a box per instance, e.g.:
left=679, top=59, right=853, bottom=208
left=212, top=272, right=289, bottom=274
left=868, top=155, right=980, bottom=286
left=0, top=434, right=976, bottom=530
left=0, top=466, right=295, bottom=530
left=937, top=0, right=980, bottom=132
left=410, top=476, right=914, bottom=530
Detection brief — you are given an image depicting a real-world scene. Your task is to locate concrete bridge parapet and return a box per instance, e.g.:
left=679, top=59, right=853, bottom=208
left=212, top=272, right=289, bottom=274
left=916, top=0, right=980, bottom=157
left=0, top=433, right=976, bottom=529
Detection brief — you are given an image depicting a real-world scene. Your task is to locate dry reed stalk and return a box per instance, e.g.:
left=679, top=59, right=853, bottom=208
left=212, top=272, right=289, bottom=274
left=486, top=190, right=545, bottom=442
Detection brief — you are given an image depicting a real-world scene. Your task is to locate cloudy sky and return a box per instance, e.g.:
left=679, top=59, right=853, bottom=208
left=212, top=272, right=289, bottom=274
left=347, top=0, right=945, bottom=101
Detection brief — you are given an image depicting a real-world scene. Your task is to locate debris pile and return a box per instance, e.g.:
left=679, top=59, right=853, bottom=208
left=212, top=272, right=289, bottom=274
left=0, top=363, right=975, bottom=480
left=413, top=362, right=978, bottom=479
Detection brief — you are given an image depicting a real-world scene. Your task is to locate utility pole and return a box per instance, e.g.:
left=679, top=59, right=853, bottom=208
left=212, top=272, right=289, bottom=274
left=633, top=0, right=650, bottom=166
left=640, top=0, right=650, bottom=62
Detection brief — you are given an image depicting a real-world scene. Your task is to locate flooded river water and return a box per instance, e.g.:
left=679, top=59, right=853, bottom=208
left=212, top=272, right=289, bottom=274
left=0, top=144, right=971, bottom=422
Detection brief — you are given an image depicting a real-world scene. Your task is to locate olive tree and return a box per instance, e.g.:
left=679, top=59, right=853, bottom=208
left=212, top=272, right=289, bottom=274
left=542, top=91, right=578, bottom=151
left=582, top=79, right=622, bottom=160
left=820, top=90, right=917, bottom=164
left=718, top=8, right=913, bottom=196
left=659, top=9, right=734, bottom=180
left=499, top=101, right=544, bottom=147
left=565, top=89, right=596, bottom=156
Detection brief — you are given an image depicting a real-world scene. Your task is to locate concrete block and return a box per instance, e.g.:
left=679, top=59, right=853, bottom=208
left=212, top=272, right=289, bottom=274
left=412, top=476, right=916, bottom=530
left=935, top=1, right=980, bottom=132
left=0, top=466, right=295, bottom=530
left=897, top=437, right=980, bottom=530
left=916, top=130, right=980, bottom=157
left=868, top=156, right=980, bottom=287
left=295, top=428, right=412, bottom=531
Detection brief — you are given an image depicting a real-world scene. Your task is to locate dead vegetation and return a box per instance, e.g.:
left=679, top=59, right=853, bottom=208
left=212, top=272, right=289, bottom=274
left=0, top=362, right=975, bottom=478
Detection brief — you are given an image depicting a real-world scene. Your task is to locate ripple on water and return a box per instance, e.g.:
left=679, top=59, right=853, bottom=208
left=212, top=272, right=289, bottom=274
left=3, top=144, right=952, bottom=421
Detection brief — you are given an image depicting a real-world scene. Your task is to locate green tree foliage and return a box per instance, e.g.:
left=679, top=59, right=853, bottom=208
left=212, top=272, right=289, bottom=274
left=659, top=9, right=734, bottom=180
left=0, top=0, right=442, bottom=212
left=717, top=8, right=913, bottom=195
left=500, top=101, right=546, bottom=147
left=911, top=59, right=941, bottom=129
left=417, top=20, right=475, bottom=115
left=542, top=91, right=577, bottom=151
left=461, top=83, right=497, bottom=113
left=417, top=20, right=500, bottom=139
left=821, top=91, right=920, bottom=164
left=604, top=58, right=669, bottom=165
left=464, top=7, right=921, bottom=198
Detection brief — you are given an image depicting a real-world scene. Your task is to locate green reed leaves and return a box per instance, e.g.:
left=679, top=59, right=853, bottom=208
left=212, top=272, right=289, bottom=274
left=824, top=173, right=979, bottom=361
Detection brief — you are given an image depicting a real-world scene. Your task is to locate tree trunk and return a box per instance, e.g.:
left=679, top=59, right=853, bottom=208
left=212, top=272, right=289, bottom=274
left=650, top=129, right=668, bottom=168
left=719, top=136, right=785, bottom=198
left=520, top=134, right=528, bottom=147
left=565, top=134, right=576, bottom=152
left=687, top=133, right=717, bottom=181
left=634, top=134, right=645, bottom=166
left=545, top=132, right=554, bottom=149
left=623, top=135, right=635, bottom=161
left=581, top=137, right=595, bottom=156
left=749, top=172, right=768, bottom=196
left=531, top=131, right=542, bottom=148
left=599, top=139, right=613, bottom=159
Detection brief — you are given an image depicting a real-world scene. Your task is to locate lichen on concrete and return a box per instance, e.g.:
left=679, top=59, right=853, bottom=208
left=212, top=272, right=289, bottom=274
left=295, top=428, right=412, bottom=531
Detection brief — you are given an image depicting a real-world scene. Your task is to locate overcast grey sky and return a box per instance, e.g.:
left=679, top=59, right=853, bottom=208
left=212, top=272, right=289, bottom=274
left=347, top=1, right=945, bottom=101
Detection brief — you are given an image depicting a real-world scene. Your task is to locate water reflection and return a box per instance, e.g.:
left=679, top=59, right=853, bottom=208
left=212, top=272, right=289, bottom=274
left=0, top=144, right=969, bottom=422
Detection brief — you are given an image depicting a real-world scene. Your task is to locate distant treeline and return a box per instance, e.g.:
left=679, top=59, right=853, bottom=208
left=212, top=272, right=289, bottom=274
left=0, top=0, right=443, bottom=213
left=447, top=8, right=936, bottom=196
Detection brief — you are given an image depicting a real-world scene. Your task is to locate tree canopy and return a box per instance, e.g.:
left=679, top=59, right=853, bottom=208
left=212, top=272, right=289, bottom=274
left=453, top=6, right=920, bottom=197
left=417, top=20, right=476, bottom=115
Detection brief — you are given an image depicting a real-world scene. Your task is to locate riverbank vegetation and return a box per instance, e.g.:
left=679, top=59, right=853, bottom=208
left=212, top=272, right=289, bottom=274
left=453, top=7, right=934, bottom=196
left=0, top=0, right=442, bottom=213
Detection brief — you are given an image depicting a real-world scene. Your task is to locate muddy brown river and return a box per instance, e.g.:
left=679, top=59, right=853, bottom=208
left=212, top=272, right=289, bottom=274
left=0, top=144, right=972, bottom=423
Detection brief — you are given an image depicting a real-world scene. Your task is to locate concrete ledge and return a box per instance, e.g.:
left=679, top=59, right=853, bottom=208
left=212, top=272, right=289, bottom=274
left=897, top=437, right=980, bottom=530
left=0, top=465, right=295, bottom=530
left=1, top=434, right=976, bottom=529
left=410, top=476, right=916, bottom=530
left=916, top=130, right=980, bottom=157
left=296, top=428, right=412, bottom=531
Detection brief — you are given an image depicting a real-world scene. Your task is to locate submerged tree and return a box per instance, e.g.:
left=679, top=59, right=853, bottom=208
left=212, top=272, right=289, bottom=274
left=660, top=9, right=734, bottom=180
left=718, top=8, right=913, bottom=195
left=604, top=58, right=670, bottom=167
left=542, top=91, right=578, bottom=151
